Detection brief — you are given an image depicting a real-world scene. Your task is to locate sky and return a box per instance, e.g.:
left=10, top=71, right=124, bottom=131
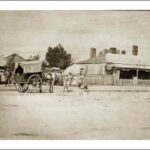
left=0, top=10, right=150, bottom=61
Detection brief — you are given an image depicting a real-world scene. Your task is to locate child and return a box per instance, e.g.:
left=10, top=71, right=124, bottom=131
left=78, top=74, right=84, bottom=88
left=83, top=75, right=88, bottom=92
left=68, top=73, right=73, bottom=86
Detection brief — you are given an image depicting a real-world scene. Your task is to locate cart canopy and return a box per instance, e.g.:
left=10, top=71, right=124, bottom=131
left=14, top=61, right=42, bottom=74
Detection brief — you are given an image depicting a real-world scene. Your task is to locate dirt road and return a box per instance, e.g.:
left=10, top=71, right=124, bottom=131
left=0, top=85, right=150, bottom=139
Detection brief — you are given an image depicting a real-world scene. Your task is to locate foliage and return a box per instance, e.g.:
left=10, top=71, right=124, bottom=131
left=27, top=54, right=40, bottom=61
left=42, top=60, right=48, bottom=69
left=45, top=44, right=72, bottom=69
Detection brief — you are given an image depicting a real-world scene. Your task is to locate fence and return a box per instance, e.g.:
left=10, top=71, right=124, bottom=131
left=138, top=79, right=150, bottom=86
left=118, top=79, right=133, bottom=86
left=85, top=75, right=150, bottom=86
left=118, top=79, right=150, bottom=86
left=86, top=75, right=113, bottom=85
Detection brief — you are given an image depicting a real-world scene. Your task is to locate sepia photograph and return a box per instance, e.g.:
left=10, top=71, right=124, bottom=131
left=0, top=9, right=150, bottom=141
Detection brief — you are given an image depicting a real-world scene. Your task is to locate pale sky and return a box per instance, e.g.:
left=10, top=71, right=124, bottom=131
left=0, top=10, right=150, bottom=61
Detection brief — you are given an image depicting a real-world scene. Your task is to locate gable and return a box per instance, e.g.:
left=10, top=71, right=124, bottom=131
left=6, top=53, right=26, bottom=62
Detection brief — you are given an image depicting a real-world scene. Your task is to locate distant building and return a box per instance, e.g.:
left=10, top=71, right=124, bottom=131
left=5, top=53, right=26, bottom=63
left=77, top=45, right=150, bottom=86
left=0, top=53, right=26, bottom=70
left=0, top=57, right=6, bottom=69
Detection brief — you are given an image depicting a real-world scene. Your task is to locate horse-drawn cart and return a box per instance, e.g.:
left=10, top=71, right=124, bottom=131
left=13, top=61, right=43, bottom=93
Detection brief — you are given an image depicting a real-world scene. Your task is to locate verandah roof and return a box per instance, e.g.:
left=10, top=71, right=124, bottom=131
left=111, top=63, right=150, bottom=70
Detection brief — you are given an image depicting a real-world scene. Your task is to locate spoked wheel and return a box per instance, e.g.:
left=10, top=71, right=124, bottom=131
left=15, top=83, right=29, bottom=93
left=27, top=74, right=42, bottom=93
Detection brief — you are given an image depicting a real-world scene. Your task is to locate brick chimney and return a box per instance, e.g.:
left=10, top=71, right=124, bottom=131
left=132, top=45, right=138, bottom=56
left=110, top=47, right=117, bottom=54
left=90, top=48, right=96, bottom=59
left=121, top=50, right=126, bottom=55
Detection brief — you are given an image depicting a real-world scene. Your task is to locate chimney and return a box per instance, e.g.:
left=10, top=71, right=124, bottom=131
left=121, top=50, right=126, bottom=55
left=116, top=49, right=120, bottom=54
left=90, top=48, right=96, bottom=59
left=132, top=45, right=138, bottom=56
left=110, top=47, right=117, bottom=54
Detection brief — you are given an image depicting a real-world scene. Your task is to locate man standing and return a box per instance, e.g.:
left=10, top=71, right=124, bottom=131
left=49, top=74, right=53, bottom=93
left=1, top=71, right=6, bottom=84
left=5, top=69, right=11, bottom=87
left=63, top=74, right=69, bottom=92
left=51, top=71, right=56, bottom=92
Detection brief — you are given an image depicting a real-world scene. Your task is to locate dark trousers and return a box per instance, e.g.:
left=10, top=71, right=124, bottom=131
left=5, top=78, right=10, bottom=86
left=49, top=83, right=53, bottom=93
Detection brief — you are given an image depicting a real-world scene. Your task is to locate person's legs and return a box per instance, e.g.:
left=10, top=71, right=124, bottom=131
left=78, top=82, right=81, bottom=88
left=63, top=85, right=66, bottom=92
left=51, top=84, right=53, bottom=93
left=40, top=85, right=42, bottom=93
left=7, top=78, right=10, bottom=86
left=85, top=85, right=88, bottom=92
left=63, top=83, right=67, bottom=92
left=5, top=78, right=8, bottom=86
left=49, top=84, right=52, bottom=93
left=52, top=80, right=55, bottom=93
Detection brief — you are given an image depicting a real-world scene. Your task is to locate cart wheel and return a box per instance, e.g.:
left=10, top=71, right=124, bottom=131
left=27, top=74, right=42, bottom=93
left=15, top=83, right=29, bottom=93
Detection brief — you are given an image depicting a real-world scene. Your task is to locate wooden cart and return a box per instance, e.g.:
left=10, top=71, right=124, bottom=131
left=13, top=61, right=43, bottom=93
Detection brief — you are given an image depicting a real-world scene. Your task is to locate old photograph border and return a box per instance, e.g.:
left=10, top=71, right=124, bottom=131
left=0, top=1, right=149, bottom=10
left=0, top=1, right=150, bottom=149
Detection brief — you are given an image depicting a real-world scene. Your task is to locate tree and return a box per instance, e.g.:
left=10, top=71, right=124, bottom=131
left=27, top=54, right=40, bottom=61
left=42, top=60, right=48, bottom=69
left=45, top=44, right=72, bottom=69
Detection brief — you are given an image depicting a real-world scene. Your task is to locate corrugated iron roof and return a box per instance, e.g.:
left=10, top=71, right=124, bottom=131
left=77, top=53, right=150, bottom=66
left=105, top=53, right=150, bottom=66
left=77, top=54, right=106, bottom=64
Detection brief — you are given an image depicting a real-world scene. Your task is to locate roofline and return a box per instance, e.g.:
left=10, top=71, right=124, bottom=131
left=5, top=53, right=26, bottom=61
left=77, top=53, right=106, bottom=64
left=15, top=60, right=42, bottom=65
left=110, top=62, right=150, bottom=66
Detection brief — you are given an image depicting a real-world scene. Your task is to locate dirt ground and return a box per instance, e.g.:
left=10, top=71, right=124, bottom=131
left=0, top=84, right=150, bottom=140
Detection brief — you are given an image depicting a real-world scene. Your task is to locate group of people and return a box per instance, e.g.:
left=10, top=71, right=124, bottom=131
left=1, top=68, right=89, bottom=93
left=77, top=74, right=88, bottom=92
left=47, top=72, right=88, bottom=93
left=0, top=69, right=11, bottom=86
